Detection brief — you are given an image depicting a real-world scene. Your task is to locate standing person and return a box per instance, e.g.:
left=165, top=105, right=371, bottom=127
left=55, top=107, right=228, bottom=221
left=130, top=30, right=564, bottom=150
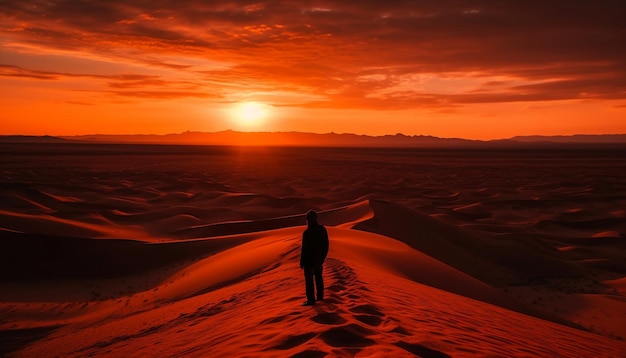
left=300, top=210, right=329, bottom=306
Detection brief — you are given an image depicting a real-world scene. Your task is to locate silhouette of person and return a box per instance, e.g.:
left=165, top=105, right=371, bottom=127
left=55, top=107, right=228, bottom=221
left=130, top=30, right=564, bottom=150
left=300, top=210, right=329, bottom=306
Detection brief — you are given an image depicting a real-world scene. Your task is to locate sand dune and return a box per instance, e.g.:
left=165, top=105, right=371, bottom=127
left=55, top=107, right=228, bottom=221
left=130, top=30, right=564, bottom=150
left=3, top=223, right=625, bottom=357
left=2, top=201, right=625, bottom=356
left=1, top=144, right=625, bottom=356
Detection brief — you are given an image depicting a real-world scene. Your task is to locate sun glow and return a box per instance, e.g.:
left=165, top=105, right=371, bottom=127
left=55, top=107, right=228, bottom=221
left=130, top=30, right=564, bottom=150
left=229, top=101, right=271, bottom=128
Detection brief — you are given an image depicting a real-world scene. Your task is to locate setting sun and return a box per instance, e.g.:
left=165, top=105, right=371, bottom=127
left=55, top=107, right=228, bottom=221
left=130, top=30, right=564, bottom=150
left=229, top=102, right=271, bottom=128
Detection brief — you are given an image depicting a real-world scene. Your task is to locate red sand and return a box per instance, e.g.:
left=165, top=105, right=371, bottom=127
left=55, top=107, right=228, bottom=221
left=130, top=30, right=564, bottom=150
left=1, top=144, right=625, bottom=357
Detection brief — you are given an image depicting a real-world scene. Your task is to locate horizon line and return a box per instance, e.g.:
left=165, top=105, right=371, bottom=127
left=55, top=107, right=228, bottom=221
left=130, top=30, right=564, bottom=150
left=3, top=130, right=626, bottom=142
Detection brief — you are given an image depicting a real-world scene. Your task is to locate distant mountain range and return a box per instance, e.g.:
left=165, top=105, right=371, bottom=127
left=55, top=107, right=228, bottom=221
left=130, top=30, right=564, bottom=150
left=1, top=131, right=625, bottom=148
left=0, top=135, right=73, bottom=143
left=509, top=134, right=626, bottom=143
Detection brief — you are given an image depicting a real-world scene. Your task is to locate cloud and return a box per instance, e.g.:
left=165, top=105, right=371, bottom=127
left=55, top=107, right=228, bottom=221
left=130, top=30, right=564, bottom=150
left=0, top=64, right=60, bottom=80
left=1, top=0, right=624, bottom=109
left=103, top=90, right=220, bottom=100
left=0, top=63, right=220, bottom=100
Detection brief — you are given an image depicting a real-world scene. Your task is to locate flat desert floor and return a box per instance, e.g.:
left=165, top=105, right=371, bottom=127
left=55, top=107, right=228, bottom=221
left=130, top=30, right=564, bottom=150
left=1, top=143, right=625, bottom=357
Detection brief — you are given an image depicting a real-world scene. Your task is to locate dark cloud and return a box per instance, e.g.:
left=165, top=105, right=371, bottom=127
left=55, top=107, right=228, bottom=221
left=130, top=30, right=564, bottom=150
left=0, top=64, right=60, bottom=80
left=104, top=89, right=220, bottom=99
left=1, top=0, right=624, bottom=108
left=0, top=64, right=216, bottom=99
left=0, top=65, right=156, bottom=82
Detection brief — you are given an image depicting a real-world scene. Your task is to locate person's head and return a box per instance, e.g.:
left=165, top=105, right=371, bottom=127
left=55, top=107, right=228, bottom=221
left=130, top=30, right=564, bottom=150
left=306, top=210, right=318, bottom=225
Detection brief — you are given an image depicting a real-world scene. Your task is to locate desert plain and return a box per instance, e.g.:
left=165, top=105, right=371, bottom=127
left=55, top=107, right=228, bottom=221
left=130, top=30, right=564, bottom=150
left=1, top=142, right=625, bottom=357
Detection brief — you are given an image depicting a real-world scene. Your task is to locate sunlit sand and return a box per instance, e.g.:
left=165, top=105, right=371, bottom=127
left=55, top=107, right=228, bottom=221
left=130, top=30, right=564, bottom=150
left=1, top=143, right=625, bottom=357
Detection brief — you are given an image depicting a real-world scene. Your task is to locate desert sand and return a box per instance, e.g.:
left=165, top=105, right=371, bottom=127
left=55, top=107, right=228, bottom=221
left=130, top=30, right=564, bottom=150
left=1, top=143, right=625, bottom=357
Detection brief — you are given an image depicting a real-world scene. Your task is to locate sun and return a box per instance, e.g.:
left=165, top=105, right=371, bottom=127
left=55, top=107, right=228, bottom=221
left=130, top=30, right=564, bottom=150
left=229, top=101, right=271, bottom=128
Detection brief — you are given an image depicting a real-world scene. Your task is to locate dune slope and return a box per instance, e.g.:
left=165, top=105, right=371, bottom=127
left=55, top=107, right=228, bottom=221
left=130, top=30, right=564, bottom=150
left=2, top=203, right=625, bottom=357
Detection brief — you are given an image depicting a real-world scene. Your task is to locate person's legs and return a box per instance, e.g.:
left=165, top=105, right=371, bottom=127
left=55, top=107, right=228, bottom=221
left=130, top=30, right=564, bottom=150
left=314, top=264, right=324, bottom=301
left=304, top=267, right=315, bottom=303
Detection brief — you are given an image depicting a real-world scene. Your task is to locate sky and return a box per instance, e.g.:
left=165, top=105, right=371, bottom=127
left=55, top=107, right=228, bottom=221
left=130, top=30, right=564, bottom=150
left=1, top=1, right=625, bottom=140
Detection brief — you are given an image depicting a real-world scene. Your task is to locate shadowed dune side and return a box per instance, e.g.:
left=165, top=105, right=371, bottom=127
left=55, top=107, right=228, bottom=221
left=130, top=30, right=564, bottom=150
left=354, top=199, right=586, bottom=286
left=535, top=216, right=626, bottom=238
left=0, top=229, right=253, bottom=283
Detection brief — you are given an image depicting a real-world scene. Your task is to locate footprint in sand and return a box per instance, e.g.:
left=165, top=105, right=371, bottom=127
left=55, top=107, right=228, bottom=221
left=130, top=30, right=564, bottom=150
left=349, top=304, right=385, bottom=326
left=326, top=283, right=346, bottom=293
left=319, top=323, right=376, bottom=348
left=312, top=257, right=415, bottom=350
left=353, top=314, right=382, bottom=326
left=327, top=257, right=415, bottom=337
left=310, top=312, right=347, bottom=325
left=271, top=332, right=316, bottom=350
left=349, top=303, right=384, bottom=316
left=325, top=258, right=367, bottom=295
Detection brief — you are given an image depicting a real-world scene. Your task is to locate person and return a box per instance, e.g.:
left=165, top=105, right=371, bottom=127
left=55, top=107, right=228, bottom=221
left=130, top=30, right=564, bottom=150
left=300, top=210, right=329, bottom=306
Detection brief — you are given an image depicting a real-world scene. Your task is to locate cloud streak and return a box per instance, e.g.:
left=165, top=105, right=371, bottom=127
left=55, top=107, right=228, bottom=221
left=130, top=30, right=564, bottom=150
left=1, top=0, right=625, bottom=109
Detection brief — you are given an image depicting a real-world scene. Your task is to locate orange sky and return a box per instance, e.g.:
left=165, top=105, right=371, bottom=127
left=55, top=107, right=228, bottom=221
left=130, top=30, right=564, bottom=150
left=1, top=1, right=625, bottom=140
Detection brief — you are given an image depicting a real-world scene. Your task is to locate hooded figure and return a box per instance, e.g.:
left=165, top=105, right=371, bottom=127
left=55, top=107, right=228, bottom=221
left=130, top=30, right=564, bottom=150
left=300, top=210, right=329, bottom=306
